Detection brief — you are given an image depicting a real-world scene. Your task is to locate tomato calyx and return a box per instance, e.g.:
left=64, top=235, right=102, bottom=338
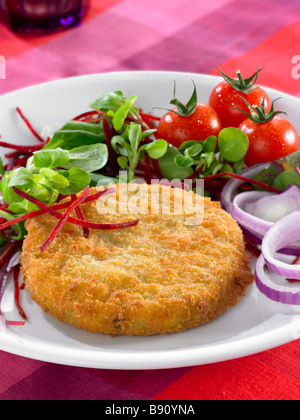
left=237, top=96, right=287, bottom=124
left=217, top=67, right=264, bottom=94
left=155, top=80, right=198, bottom=117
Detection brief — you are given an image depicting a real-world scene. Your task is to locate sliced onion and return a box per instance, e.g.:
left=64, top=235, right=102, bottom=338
left=231, top=190, right=274, bottom=235
left=221, top=163, right=300, bottom=303
left=255, top=253, right=300, bottom=305
left=245, top=184, right=300, bottom=223
left=232, top=185, right=300, bottom=235
left=231, top=185, right=300, bottom=256
left=242, top=225, right=300, bottom=257
left=261, top=211, right=300, bottom=279
left=221, top=163, right=269, bottom=213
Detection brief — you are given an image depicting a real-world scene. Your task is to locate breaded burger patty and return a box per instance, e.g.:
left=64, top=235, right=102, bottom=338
left=21, top=183, right=254, bottom=336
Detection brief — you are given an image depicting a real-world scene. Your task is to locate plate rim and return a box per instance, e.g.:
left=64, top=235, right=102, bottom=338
left=0, top=320, right=297, bottom=370
left=1, top=69, right=299, bottom=103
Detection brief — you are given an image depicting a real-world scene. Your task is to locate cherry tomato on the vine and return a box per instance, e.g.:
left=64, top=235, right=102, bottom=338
left=241, top=116, right=299, bottom=167
left=238, top=98, right=299, bottom=167
left=156, top=103, right=222, bottom=148
left=209, top=68, right=272, bottom=129
left=156, top=81, right=222, bottom=148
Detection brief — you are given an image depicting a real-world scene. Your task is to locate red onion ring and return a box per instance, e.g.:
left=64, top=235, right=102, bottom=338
left=231, top=185, right=300, bottom=257
left=261, top=210, right=300, bottom=280
left=245, top=184, right=300, bottom=223
left=231, top=190, right=274, bottom=235
left=222, top=164, right=300, bottom=304
left=241, top=225, right=300, bottom=257
left=221, top=163, right=269, bottom=213
left=255, top=253, right=300, bottom=305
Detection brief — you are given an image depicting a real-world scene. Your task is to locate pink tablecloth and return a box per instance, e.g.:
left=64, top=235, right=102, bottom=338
left=0, top=0, right=300, bottom=401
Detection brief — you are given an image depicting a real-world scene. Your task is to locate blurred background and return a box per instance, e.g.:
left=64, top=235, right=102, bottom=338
left=0, top=0, right=90, bottom=32
left=0, top=0, right=300, bottom=96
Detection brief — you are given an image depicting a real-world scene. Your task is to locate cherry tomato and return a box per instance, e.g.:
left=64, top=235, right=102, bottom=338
left=209, top=68, right=272, bottom=128
left=156, top=103, right=222, bottom=148
left=210, top=84, right=272, bottom=129
left=239, top=116, right=299, bottom=167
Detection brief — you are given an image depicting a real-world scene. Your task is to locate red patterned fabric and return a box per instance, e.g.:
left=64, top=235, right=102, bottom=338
left=0, top=0, right=300, bottom=401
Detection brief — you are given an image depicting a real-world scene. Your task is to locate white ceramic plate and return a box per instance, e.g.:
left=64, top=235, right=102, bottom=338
left=0, top=71, right=299, bottom=370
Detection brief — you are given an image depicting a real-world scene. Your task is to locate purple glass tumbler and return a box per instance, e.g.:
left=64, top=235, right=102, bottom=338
left=7, top=0, right=84, bottom=33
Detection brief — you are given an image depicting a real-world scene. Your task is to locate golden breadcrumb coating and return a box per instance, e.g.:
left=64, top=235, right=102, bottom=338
left=21, top=184, right=254, bottom=336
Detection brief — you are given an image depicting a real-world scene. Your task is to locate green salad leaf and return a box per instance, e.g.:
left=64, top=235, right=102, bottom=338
left=90, top=90, right=131, bottom=112
left=60, top=120, right=103, bottom=134
left=57, top=168, right=91, bottom=195
left=0, top=162, right=91, bottom=213
left=273, top=171, right=300, bottom=190
left=139, top=139, right=168, bottom=160
left=218, top=128, right=249, bottom=162
left=33, top=148, right=70, bottom=169
left=62, top=144, right=108, bottom=172
left=0, top=158, right=5, bottom=176
left=158, top=144, right=194, bottom=180
left=254, top=151, right=300, bottom=190
left=8, top=166, right=34, bottom=188
left=90, top=91, right=142, bottom=131
left=39, top=168, right=70, bottom=190
left=0, top=209, right=26, bottom=241
left=111, top=95, right=139, bottom=131
left=44, top=130, right=105, bottom=150
left=157, top=128, right=250, bottom=181
left=111, top=122, right=167, bottom=182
